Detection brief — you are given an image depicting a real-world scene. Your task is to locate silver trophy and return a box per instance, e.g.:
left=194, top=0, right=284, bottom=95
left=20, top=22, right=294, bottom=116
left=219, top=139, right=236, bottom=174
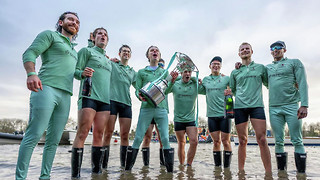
left=139, top=52, right=199, bottom=107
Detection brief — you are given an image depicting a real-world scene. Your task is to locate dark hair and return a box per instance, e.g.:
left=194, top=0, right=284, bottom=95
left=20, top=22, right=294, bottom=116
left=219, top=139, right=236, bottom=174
left=55, top=11, right=79, bottom=40
left=92, top=27, right=109, bottom=43
left=145, top=45, right=161, bottom=61
left=119, top=44, right=131, bottom=53
left=159, top=58, right=165, bottom=63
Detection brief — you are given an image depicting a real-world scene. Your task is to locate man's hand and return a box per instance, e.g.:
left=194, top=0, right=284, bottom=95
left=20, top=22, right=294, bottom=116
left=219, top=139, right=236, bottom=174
left=297, top=106, right=308, bottom=119
left=82, top=67, right=95, bottom=78
left=89, top=32, right=94, bottom=41
left=235, top=62, right=242, bottom=69
left=170, top=71, right=179, bottom=83
left=110, top=58, right=120, bottom=63
left=224, top=88, right=232, bottom=96
left=27, top=75, right=43, bottom=92
left=198, top=78, right=202, bottom=85
left=138, top=93, right=147, bottom=101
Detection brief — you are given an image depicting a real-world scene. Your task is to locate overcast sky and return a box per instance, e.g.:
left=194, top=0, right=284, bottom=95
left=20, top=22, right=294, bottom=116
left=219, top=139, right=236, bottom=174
left=0, top=0, right=319, bottom=131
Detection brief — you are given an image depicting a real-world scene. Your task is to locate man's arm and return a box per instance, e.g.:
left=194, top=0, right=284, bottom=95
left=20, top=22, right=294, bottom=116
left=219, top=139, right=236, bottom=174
left=22, top=30, right=54, bottom=92
left=24, top=61, right=42, bottom=92
left=293, top=59, right=309, bottom=119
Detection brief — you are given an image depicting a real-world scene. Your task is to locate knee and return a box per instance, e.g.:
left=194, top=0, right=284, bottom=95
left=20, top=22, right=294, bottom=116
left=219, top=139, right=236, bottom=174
left=104, top=130, right=113, bottom=140
left=256, top=136, right=267, bottom=146
left=222, top=139, right=230, bottom=147
left=213, top=139, right=221, bottom=148
left=121, top=132, right=129, bottom=142
left=178, top=140, right=186, bottom=147
left=189, top=139, right=198, bottom=147
left=77, top=129, right=90, bottom=141
left=239, top=136, right=247, bottom=146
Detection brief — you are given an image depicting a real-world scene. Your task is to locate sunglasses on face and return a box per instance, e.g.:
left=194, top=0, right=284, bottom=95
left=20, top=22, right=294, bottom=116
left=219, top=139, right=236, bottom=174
left=271, top=46, right=284, bottom=51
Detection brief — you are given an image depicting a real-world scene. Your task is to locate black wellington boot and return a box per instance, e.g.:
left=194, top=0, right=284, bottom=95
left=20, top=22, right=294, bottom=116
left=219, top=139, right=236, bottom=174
left=91, top=146, right=104, bottom=174
left=159, top=148, right=165, bottom=166
left=120, top=146, right=128, bottom=168
left=142, top=147, right=150, bottom=166
left=102, top=146, right=110, bottom=169
left=71, top=148, right=83, bottom=178
left=125, top=146, right=139, bottom=171
left=294, top=152, right=307, bottom=173
left=213, top=151, right=222, bottom=167
left=276, top=152, right=287, bottom=171
left=163, top=148, right=174, bottom=173
left=223, top=151, right=232, bottom=168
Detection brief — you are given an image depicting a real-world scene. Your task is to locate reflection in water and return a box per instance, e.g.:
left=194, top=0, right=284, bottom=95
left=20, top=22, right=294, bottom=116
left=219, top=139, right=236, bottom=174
left=0, top=144, right=318, bottom=179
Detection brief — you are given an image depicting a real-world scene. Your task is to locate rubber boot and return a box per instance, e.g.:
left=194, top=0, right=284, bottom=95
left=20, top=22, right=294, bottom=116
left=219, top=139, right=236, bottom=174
left=71, top=148, right=83, bottom=178
left=125, top=146, right=139, bottom=170
left=142, top=147, right=150, bottom=166
left=160, top=148, right=165, bottom=166
left=163, top=148, right=174, bottom=173
left=213, top=151, right=222, bottom=167
left=276, top=152, right=287, bottom=171
left=102, top=146, right=110, bottom=169
left=120, top=146, right=128, bottom=168
left=223, top=151, right=232, bottom=168
left=91, top=146, right=104, bottom=174
left=294, top=152, right=307, bottom=173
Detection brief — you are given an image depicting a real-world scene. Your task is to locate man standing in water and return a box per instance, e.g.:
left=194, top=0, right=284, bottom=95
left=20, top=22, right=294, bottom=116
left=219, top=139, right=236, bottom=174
left=16, top=12, right=80, bottom=180
left=141, top=58, right=166, bottom=167
left=102, top=45, right=136, bottom=168
left=166, top=69, right=203, bottom=166
left=267, top=41, right=308, bottom=175
left=125, top=46, right=178, bottom=172
left=230, top=42, right=272, bottom=175
left=71, top=27, right=111, bottom=178
left=200, top=56, right=233, bottom=169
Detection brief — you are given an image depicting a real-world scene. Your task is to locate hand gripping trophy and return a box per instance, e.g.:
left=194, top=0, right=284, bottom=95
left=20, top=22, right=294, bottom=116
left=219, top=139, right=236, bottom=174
left=139, top=52, right=199, bottom=107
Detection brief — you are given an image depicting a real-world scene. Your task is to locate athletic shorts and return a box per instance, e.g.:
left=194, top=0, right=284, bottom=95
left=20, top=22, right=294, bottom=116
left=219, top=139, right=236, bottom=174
left=208, top=116, right=231, bottom=133
left=234, top=107, right=266, bottom=125
left=110, top=100, right=132, bottom=118
left=174, top=121, right=196, bottom=131
left=82, top=97, right=110, bottom=112
left=151, top=118, right=156, bottom=124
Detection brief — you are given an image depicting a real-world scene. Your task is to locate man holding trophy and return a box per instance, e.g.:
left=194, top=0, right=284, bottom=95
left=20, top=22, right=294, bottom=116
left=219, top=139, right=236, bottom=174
left=125, top=46, right=178, bottom=172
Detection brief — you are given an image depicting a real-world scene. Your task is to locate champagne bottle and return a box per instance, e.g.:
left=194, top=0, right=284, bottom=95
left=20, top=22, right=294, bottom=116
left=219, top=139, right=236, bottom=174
left=82, top=77, right=92, bottom=96
left=224, top=95, right=234, bottom=118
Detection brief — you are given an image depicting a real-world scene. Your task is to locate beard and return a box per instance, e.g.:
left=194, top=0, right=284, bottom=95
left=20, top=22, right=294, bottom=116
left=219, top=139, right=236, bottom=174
left=62, top=24, right=78, bottom=35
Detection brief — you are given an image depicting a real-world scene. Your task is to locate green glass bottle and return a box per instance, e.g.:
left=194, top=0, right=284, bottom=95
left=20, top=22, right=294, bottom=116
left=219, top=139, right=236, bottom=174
left=224, top=95, right=234, bottom=118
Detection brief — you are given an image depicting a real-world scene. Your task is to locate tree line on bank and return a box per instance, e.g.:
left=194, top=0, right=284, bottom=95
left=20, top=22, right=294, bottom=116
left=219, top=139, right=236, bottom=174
left=1, top=118, right=319, bottom=138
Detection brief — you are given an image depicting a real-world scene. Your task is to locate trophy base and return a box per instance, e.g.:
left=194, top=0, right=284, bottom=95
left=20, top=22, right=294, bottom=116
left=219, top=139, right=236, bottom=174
left=139, top=89, right=158, bottom=107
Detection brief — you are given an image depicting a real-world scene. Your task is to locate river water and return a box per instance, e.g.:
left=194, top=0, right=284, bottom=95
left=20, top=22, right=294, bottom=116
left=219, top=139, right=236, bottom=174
left=1, top=143, right=319, bottom=179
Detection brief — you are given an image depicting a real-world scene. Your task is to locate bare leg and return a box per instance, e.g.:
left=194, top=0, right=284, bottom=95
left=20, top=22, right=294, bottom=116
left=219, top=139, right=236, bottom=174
left=251, top=118, right=272, bottom=173
left=175, top=130, right=186, bottom=165
left=92, top=111, right=109, bottom=146
left=221, top=132, right=232, bottom=151
left=142, top=124, right=154, bottom=148
left=186, top=126, right=198, bottom=165
left=103, top=114, right=116, bottom=146
left=119, top=117, right=131, bottom=146
left=235, top=122, right=248, bottom=172
left=73, top=108, right=96, bottom=148
left=211, top=131, right=221, bottom=151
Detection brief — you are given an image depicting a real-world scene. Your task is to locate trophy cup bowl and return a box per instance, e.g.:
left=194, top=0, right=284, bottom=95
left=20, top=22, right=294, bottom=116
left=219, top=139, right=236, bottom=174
left=139, top=52, right=198, bottom=107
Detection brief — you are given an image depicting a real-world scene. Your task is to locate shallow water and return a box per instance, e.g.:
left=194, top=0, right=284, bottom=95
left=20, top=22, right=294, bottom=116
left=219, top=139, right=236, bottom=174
left=1, top=143, right=319, bottom=179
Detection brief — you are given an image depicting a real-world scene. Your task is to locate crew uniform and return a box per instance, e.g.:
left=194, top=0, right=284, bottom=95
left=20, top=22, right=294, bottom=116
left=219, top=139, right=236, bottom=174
left=200, top=73, right=233, bottom=168
left=230, top=61, right=268, bottom=124
left=125, top=66, right=174, bottom=172
left=266, top=57, right=308, bottom=173
left=166, top=77, right=203, bottom=129
left=72, top=45, right=112, bottom=175
left=16, top=30, right=78, bottom=180
left=104, top=61, right=136, bottom=168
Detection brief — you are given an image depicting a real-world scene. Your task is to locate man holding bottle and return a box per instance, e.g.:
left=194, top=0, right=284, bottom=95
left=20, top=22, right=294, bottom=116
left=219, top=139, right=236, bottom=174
left=71, top=27, right=111, bottom=178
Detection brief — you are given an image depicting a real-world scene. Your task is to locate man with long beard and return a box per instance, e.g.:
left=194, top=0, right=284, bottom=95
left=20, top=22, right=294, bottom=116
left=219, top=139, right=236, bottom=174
left=16, top=12, right=81, bottom=180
